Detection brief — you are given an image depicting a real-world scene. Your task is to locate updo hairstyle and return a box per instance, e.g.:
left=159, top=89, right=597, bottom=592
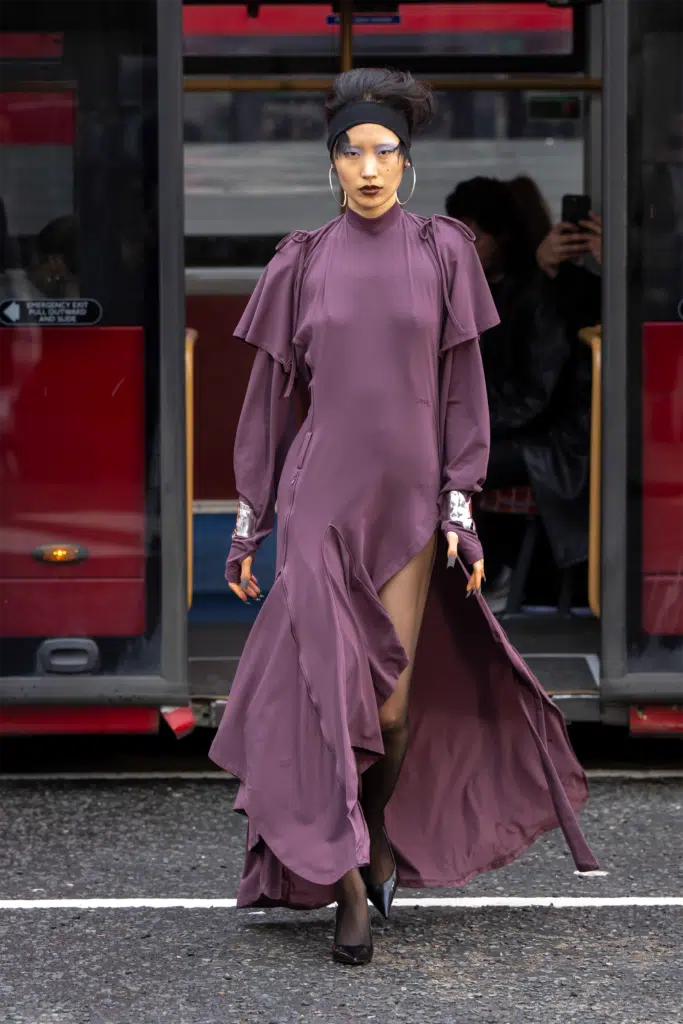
left=324, top=68, right=434, bottom=158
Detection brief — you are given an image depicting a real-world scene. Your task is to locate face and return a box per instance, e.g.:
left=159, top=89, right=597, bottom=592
left=458, top=217, right=498, bottom=273
left=332, top=122, right=408, bottom=217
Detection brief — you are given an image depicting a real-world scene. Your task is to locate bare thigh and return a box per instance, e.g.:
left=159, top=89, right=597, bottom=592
left=376, top=533, right=437, bottom=730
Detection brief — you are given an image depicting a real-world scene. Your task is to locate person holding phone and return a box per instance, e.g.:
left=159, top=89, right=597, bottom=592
left=534, top=194, right=603, bottom=341
left=537, top=196, right=602, bottom=280
left=447, top=176, right=595, bottom=591
left=507, top=182, right=602, bottom=338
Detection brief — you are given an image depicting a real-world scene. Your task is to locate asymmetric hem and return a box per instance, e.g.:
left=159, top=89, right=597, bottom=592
left=210, top=202, right=598, bottom=908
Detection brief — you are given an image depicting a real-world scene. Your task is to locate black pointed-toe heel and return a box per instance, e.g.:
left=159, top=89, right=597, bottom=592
left=362, top=829, right=398, bottom=920
left=331, top=905, right=373, bottom=966
left=331, top=941, right=373, bottom=966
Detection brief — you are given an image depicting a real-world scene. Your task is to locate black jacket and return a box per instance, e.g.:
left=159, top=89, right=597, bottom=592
left=482, top=268, right=596, bottom=568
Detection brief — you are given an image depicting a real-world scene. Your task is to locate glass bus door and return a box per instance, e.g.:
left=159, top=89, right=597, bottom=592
left=601, top=0, right=683, bottom=705
left=0, top=0, right=188, bottom=711
left=183, top=1, right=605, bottom=716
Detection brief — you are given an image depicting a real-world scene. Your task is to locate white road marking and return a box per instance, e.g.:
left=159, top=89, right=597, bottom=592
left=1, top=770, right=683, bottom=782
left=0, top=897, right=681, bottom=910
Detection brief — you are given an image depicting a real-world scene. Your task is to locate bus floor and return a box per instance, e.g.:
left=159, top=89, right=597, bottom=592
left=187, top=613, right=601, bottom=709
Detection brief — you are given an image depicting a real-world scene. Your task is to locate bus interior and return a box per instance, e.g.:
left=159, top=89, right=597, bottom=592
left=182, top=1, right=682, bottom=725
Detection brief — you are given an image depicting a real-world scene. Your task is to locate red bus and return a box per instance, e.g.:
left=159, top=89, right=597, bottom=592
left=1, top=0, right=681, bottom=739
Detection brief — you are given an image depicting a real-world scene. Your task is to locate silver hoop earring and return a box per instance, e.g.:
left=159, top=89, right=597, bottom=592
left=397, top=164, right=416, bottom=206
left=328, top=165, right=347, bottom=208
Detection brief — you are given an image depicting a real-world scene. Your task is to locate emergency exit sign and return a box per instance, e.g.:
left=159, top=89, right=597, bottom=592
left=326, top=14, right=400, bottom=25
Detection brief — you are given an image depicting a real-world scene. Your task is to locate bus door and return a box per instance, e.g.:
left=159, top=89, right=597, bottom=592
left=0, top=0, right=188, bottom=729
left=183, top=1, right=605, bottom=719
left=601, top=0, right=683, bottom=720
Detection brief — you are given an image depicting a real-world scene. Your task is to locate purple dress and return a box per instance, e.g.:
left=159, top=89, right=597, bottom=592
left=209, top=203, right=598, bottom=908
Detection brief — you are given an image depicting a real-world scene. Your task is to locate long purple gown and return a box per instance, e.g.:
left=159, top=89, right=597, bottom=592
left=209, top=202, right=599, bottom=908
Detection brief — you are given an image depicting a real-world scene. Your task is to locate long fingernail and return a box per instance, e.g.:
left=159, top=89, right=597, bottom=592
left=447, top=555, right=456, bottom=569
left=466, top=590, right=473, bottom=599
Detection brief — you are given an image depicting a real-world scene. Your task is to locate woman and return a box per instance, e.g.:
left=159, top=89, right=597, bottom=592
left=446, top=176, right=593, bottom=583
left=210, top=70, right=597, bottom=966
left=507, top=174, right=602, bottom=334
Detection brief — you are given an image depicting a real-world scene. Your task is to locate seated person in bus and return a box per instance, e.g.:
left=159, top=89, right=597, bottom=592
left=507, top=175, right=602, bottom=332
left=28, top=214, right=79, bottom=299
left=0, top=196, right=42, bottom=301
left=445, top=176, right=591, bottom=607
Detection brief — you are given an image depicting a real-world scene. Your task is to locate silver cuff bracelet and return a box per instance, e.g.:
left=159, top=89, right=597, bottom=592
left=233, top=499, right=256, bottom=540
left=447, top=490, right=475, bottom=532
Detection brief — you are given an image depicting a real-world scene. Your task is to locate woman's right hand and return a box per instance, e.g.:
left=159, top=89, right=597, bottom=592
left=228, top=554, right=261, bottom=602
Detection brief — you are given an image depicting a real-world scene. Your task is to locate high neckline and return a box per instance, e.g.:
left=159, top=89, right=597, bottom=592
left=344, top=200, right=402, bottom=235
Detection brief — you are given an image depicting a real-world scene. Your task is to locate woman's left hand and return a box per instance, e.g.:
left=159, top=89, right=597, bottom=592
left=467, top=559, right=485, bottom=597
left=446, top=531, right=485, bottom=596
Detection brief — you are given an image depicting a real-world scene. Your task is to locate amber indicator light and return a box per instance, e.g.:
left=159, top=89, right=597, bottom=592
left=33, top=544, right=88, bottom=564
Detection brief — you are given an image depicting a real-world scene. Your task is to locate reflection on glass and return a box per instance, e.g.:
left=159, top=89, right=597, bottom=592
left=627, top=1, right=683, bottom=671
left=183, top=3, right=574, bottom=59
left=0, top=14, right=162, bottom=678
left=184, top=87, right=584, bottom=261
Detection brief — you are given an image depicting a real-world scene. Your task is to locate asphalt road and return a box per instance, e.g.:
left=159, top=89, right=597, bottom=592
left=1, top=777, right=681, bottom=1024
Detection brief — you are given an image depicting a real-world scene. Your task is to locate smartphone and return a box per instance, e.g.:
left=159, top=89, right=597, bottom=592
left=561, top=194, right=591, bottom=227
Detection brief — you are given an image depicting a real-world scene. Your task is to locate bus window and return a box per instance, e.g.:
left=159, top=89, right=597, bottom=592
left=184, top=3, right=578, bottom=67
left=0, top=1, right=163, bottom=678
left=627, top=0, right=683, bottom=669
left=183, top=3, right=588, bottom=599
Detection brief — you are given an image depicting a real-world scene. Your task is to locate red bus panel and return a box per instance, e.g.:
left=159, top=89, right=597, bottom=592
left=0, top=326, right=146, bottom=636
left=642, top=321, right=683, bottom=635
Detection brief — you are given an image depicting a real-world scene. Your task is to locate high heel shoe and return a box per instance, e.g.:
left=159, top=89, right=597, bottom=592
left=361, top=828, right=398, bottom=920
left=332, top=903, right=373, bottom=966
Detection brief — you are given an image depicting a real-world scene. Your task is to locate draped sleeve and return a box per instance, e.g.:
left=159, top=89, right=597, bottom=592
left=426, top=216, right=498, bottom=564
left=427, top=215, right=500, bottom=353
left=438, top=339, right=490, bottom=565
left=225, top=234, right=307, bottom=584
left=233, top=231, right=308, bottom=388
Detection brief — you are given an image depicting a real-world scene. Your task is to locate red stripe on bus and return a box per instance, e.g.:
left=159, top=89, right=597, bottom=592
left=183, top=3, right=572, bottom=37
left=0, top=32, right=64, bottom=58
left=0, top=91, right=74, bottom=145
left=0, top=706, right=160, bottom=737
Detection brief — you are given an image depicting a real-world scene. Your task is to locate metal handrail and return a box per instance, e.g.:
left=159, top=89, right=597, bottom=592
left=185, top=328, right=198, bottom=610
left=184, top=75, right=602, bottom=93
left=580, top=324, right=602, bottom=618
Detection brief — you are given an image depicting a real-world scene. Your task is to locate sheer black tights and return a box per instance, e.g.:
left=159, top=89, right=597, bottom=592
left=361, top=721, right=409, bottom=882
left=334, top=535, right=436, bottom=947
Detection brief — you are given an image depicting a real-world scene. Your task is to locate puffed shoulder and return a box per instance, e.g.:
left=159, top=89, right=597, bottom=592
left=233, top=233, right=309, bottom=372
left=235, top=220, right=340, bottom=372
left=413, top=213, right=501, bottom=352
left=274, top=229, right=311, bottom=253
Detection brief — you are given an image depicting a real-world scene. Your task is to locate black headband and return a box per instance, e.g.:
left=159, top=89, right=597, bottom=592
left=326, top=101, right=411, bottom=155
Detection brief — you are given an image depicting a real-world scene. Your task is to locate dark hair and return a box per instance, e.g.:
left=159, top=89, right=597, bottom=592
left=325, top=68, right=433, bottom=155
left=506, top=175, right=552, bottom=250
left=36, top=215, right=78, bottom=275
left=445, top=176, right=536, bottom=279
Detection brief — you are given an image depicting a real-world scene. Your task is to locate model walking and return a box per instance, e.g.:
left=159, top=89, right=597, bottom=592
left=210, top=68, right=598, bottom=965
